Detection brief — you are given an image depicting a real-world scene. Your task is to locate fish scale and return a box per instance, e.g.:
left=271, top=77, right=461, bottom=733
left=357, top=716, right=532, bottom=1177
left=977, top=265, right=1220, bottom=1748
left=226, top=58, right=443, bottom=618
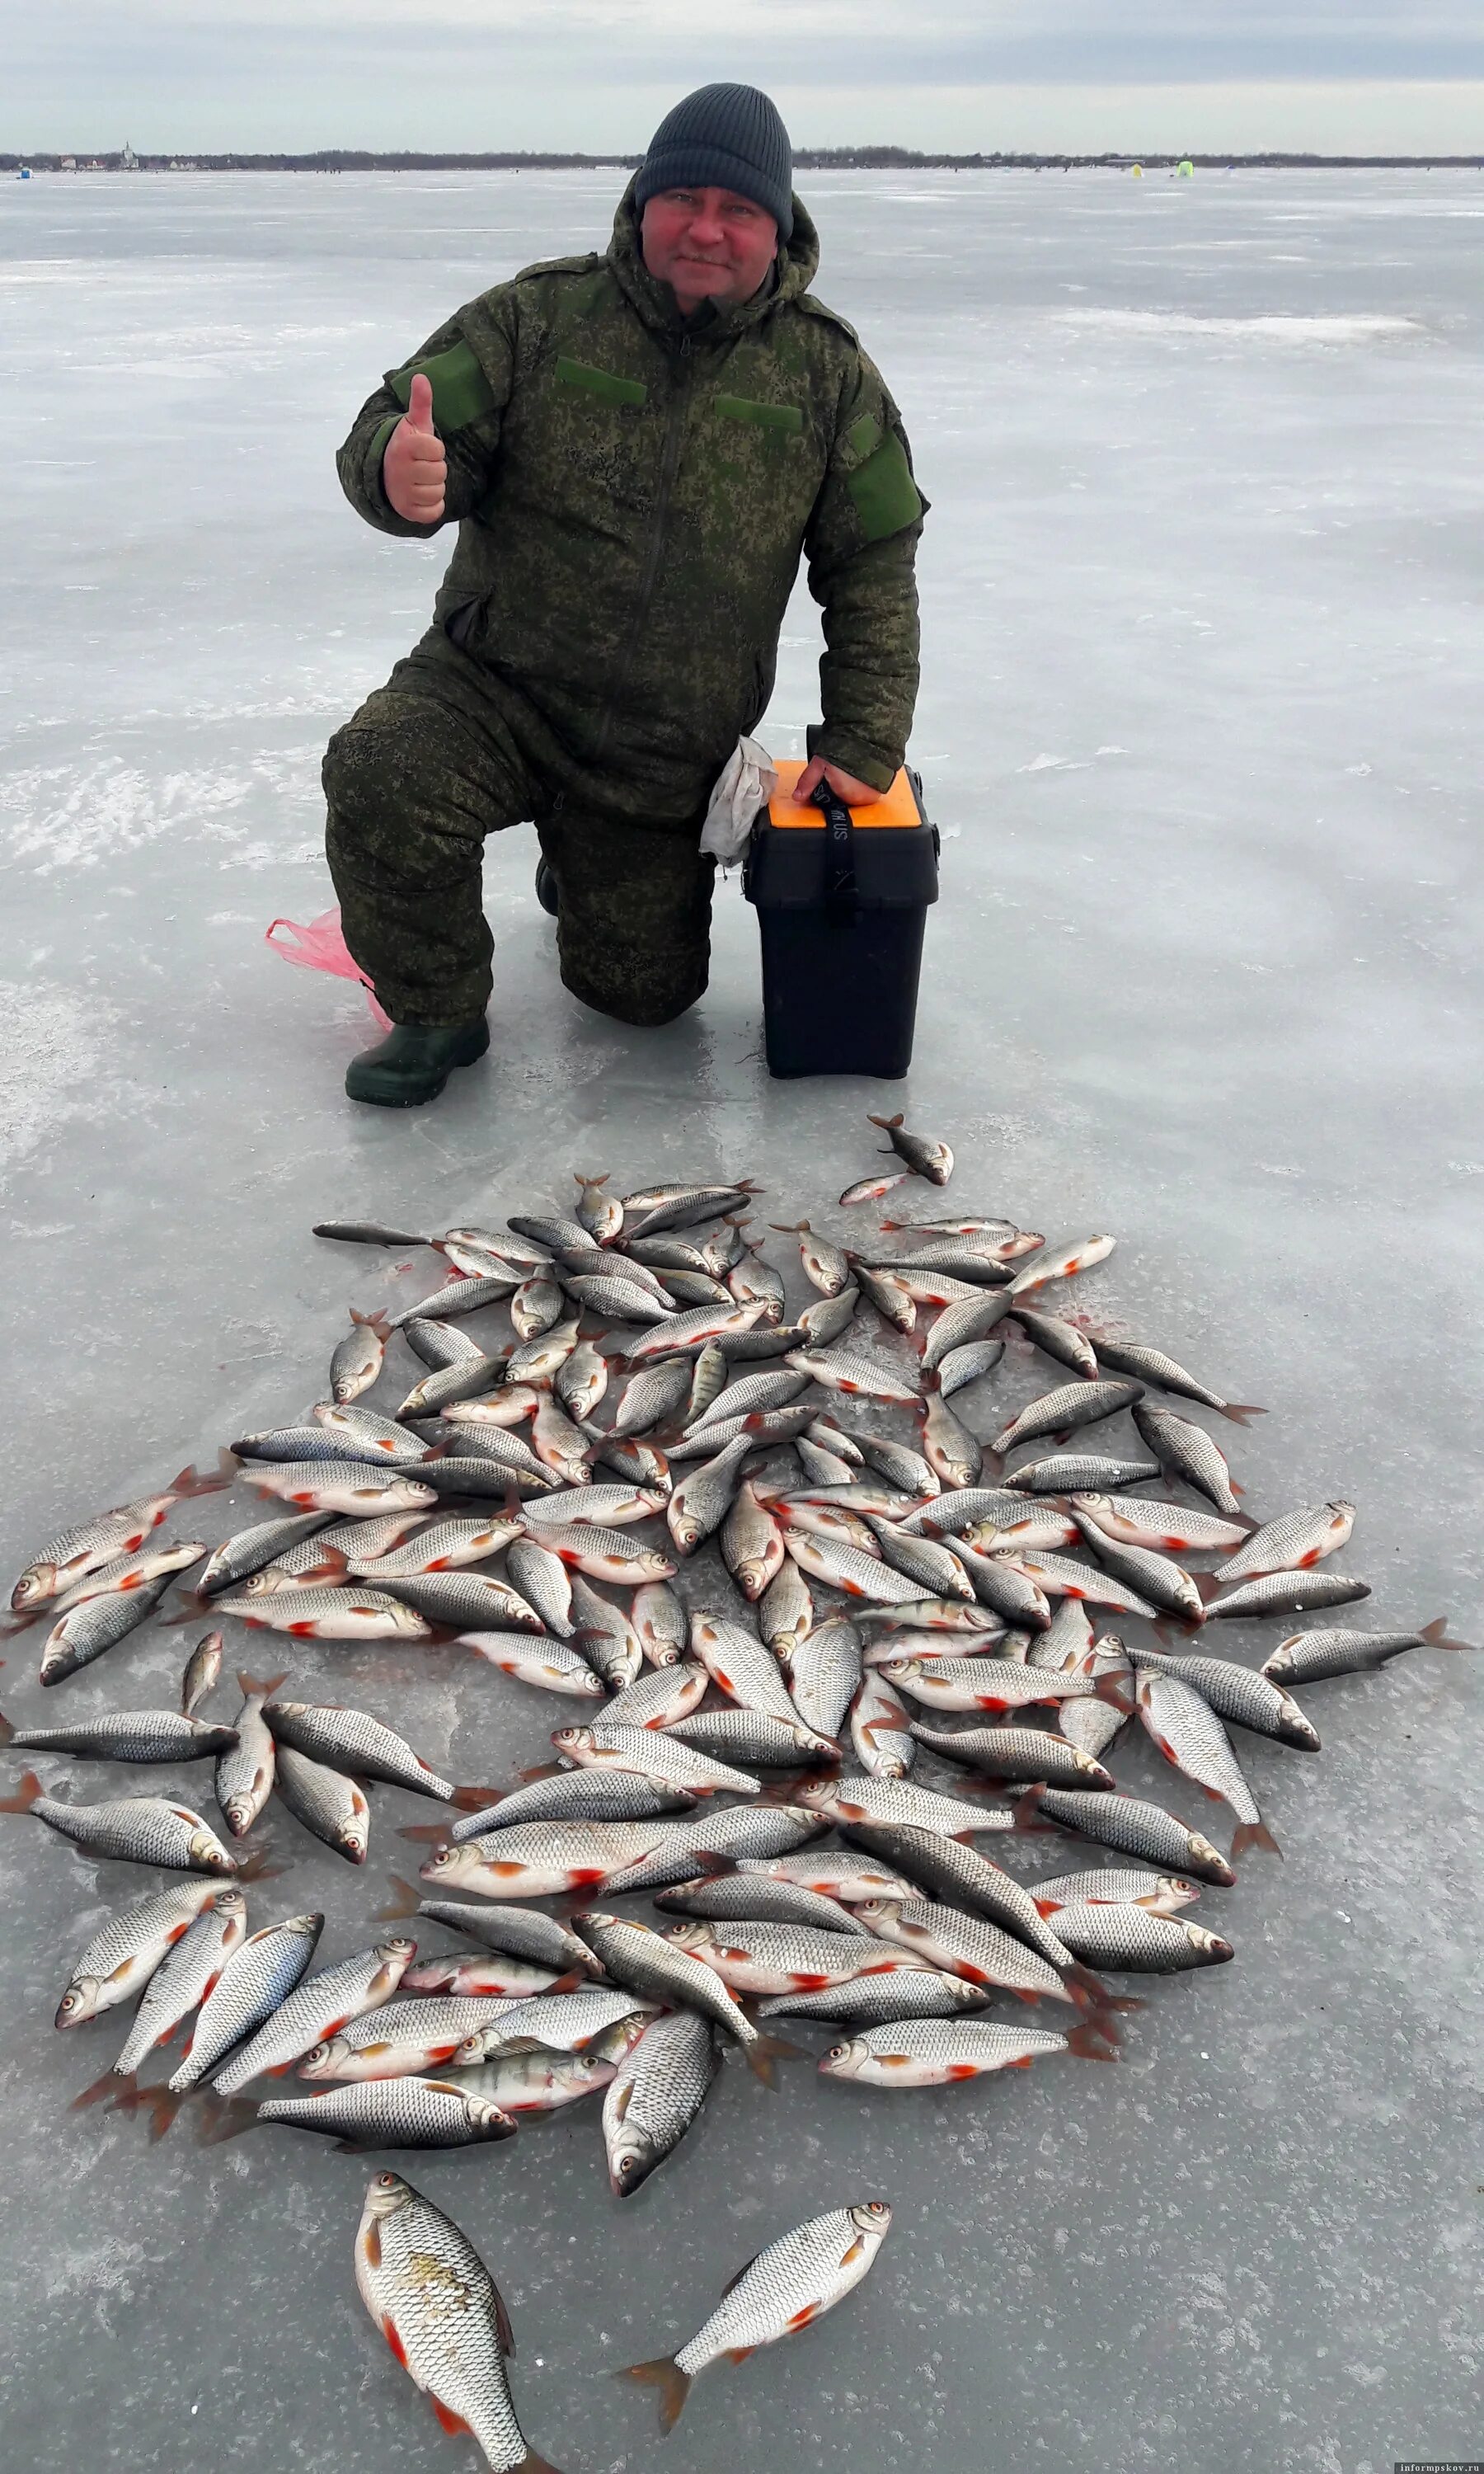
left=819, top=2020, right=1097, bottom=2086
left=450, top=1770, right=687, bottom=1843
left=689, top=1611, right=803, bottom=1723
left=881, top=1656, right=1096, bottom=1715
left=594, top=1802, right=826, bottom=1897
left=39, top=1571, right=184, bottom=1686
left=16, top=1785, right=240, bottom=1874
left=112, top=1891, right=247, bottom=2076
left=574, top=1912, right=763, bottom=2053
left=759, top=1968, right=988, bottom=2023
left=1031, top=1868, right=1200, bottom=1915
left=213, top=1939, right=417, bottom=2093
left=168, top=1912, right=323, bottom=2091
left=1122, top=1645, right=1319, bottom=1749
left=552, top=1722, right=761, bottom=1799
left=404, top=1899, right=604, bottom=1978
left=453, top=1985, right=657, bottom=2064
left=55, top=1879, right=225, bottom=2028
left=348, top=1515, right=522, bottom=1576
left=1132, top=1401, right=1242, bottom=1516
left=1024, top=1785, right=1237, bottom=1884
left=669, top=1708, right=835, bottom=1767
left=665, top=1917, right=933, bottom=1997
left=1048, top=1903, right=1233, bottom=1973
left=1135, top=1672, right=1274, bottom=1854
left=262, top=1700, right=458, bottom=1798
left=992, top=1378, right=1144, bottom=1458
left=801, top=1773, right=1011, bottom=1838
left=216, top=1679, right=280, bottom=1837
left=1007, top=1453, right=1162, bottom=1494
left=45, top=1539, right=206, bottom=1618
left=654, top=1874, right=874, bottom=1936
left=355, top=2174, right=546, bottom=2465
left=857, top=1898, right=1073, bottom=2005
left=239, top=1464, right=439, bottom=1518
left=274, top=1743, right=370, bottom=1863
left=423, top=1818, right=674, bottom=1898
left=303, top=1994, right=527, bottom=2079
left=1261, top=1623, right=1456, bottom=1686
left=4, top=1709, right=237, bottom=1764
left=603, top=2009, right=721, bottom=2196
left=260, top=2077, right=514, bottom=2149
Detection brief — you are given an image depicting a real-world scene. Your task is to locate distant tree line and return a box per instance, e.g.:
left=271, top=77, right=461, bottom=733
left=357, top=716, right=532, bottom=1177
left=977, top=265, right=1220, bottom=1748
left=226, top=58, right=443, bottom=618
left=6, top=148, right=1484, bottom=172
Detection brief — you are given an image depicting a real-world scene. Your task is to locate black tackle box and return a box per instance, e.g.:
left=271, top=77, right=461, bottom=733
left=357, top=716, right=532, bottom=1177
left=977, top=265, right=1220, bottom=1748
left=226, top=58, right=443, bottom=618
left=742, top=753, right=940, bottom=1079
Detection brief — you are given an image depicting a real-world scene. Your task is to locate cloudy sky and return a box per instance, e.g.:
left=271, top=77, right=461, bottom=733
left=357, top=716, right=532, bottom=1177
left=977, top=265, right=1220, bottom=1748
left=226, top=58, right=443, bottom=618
left=7, top=0, right=1484, bottom=153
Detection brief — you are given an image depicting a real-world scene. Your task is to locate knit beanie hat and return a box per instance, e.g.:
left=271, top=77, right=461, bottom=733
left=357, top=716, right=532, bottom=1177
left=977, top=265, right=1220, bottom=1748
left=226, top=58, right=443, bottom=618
left=634, top=82, right=794, bottom=240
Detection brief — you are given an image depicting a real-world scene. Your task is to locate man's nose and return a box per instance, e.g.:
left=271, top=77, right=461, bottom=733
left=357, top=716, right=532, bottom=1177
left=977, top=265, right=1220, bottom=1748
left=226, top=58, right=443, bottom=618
left=687, top=205, right=726, bottom=245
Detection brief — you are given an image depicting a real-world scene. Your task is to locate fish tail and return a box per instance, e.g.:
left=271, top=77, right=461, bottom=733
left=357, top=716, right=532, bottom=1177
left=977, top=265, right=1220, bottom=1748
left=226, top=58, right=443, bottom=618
left=744, top=2030, right=806, bottom=2086
left=1092, top=1672, right=1136, bottom=1714
left=0, top=1709, right=12, bottom=1747
left=514, top=2448, right=568, bottom=2474
left=1066, top=2023, right=1120, bottom=2062
left=0, top=1770, right=44, bottom=1814
left=234, top=1845, right=286, bottom=1884
left=397, top=1821, right=450, bottom=1845
left=158, top=1595, right=209, bottom=1627
left=449, top=1785, right=502, bottom=1813
left=1232, top=1821, right=1281, bottom=1860
left=769, top=1221, right=808, bottom=1233
left=196, top=2092, right=261, bottom=2144
left=171, top=1456, right=236, bottom=1500
left=617, top=2356, right=692, bottom=2434
left=1422, top=1616, right=1477, bottom=1652
left=375, top=1874, right=422, bottom=1921
left=1011, top=1785, right=1052, bottom=1833
left=1218, top=1403, right=1266, bottom=1426
left=71, top=2071, right=121, bottom=2109
left=237, top=1672, right=289, bottom=1700
left=109, top=2078, right=188, bottom=2140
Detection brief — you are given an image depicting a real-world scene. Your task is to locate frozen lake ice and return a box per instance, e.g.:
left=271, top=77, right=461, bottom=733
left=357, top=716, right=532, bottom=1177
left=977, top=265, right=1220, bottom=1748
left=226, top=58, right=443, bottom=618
left=2, top=166, right=1482, bottom=2472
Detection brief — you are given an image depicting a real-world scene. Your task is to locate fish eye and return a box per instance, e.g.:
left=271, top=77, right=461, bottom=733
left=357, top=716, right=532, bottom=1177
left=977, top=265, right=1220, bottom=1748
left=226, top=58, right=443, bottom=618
left=377, top=2171, right=396, bottom=2187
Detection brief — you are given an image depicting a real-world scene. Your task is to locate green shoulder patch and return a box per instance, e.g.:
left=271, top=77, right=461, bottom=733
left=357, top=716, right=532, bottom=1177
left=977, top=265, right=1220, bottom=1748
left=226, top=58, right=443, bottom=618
left=389, top=340, right=495, bottom=433
left=556, top=355, right=648, bottom=409
left=847, top=430, right=925, bottom=542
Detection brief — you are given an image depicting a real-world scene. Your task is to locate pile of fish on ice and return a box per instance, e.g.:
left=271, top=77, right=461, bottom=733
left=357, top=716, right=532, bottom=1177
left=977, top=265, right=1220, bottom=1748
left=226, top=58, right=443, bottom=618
left=3, top=1112, right=1468, bottom=2468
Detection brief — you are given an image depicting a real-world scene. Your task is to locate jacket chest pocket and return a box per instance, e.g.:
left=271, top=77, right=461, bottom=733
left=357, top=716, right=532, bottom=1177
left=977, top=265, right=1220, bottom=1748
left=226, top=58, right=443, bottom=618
left=500, top=356, right=655, bottom=524
left=706, top=393, right=819, bottom=533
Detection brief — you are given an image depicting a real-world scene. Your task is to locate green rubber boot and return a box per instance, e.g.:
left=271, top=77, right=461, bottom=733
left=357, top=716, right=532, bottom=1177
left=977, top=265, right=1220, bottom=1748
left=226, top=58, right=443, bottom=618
left=345, top=1020, right=490, bottom=1108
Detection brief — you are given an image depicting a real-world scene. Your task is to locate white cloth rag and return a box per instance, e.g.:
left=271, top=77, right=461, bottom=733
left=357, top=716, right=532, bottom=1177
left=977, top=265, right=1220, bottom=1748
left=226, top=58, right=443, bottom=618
left=699, top=735, right=778, bottom=867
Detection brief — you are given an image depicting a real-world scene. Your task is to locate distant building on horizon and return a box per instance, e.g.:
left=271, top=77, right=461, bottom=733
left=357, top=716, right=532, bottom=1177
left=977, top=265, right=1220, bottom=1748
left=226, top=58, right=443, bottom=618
left=120, top=139, right=139, bottom=170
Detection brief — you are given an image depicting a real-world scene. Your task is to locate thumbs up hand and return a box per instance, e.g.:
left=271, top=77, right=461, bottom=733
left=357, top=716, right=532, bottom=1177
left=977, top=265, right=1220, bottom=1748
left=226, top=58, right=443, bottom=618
left=383, top=371, right=448, bottom=524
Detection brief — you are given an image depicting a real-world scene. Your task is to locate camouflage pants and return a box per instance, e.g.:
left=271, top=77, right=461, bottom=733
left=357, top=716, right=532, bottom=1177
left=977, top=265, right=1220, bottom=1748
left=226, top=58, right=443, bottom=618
left=324, top=636, right=716, bottom=1030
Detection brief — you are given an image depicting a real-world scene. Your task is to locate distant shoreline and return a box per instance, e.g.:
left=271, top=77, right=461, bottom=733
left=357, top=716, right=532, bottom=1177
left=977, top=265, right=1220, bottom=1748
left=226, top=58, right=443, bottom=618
left=7, top=148, right=1484, bottom=174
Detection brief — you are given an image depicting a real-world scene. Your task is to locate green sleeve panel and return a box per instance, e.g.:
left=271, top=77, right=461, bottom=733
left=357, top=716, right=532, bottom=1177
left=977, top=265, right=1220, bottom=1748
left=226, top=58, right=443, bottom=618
left=335, top=298, right=517, bottom=539
left=805, top=351, right=926, bottom=787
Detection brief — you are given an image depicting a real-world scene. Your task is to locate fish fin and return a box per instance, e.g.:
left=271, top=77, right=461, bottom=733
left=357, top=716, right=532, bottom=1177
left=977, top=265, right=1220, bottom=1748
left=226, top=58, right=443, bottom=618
left=380, top=2311, right=410, bottom=2368
left=493, top=2282, right=516, bottom=2358
left=430, top=2400, right=472, bottom=2439
left=1422, top=1616, right=1477, bottom=1652
left=1192, top=1573, right=1222, bottom=1605
left=718, top=2248, right=766, bottom=2297
left=547, top=1969, right=585, bottom=1997
left=514, top=2453, right=566, bottom=2474
left=376, top=1874, right=422, bottom=1921
left=197, top=2093, right=260, bottom=2143
left=1217, top=1404, right=1266, bottom=1427
left=1232, top=1821, right=1281, bottom=1860
left=449, top=1785, right=502, bottom=1813
left=744, top=2031, right=805, bottom=2087
left=171, top=1457, right=236, bottom=1500
left=398, top=1823, right=452, bottom=1845
left=1011, top=1786, right=1053, bottom=1833
left=110, top=2079, right=188, bottom=2140
left=726, top=2344, right=758, bottom=2362
left=618, top=2357, right=692, bottom=2434
left=71, top=2071, right=120, bottom=2110
left=1067, top=2023, right=1120, bottom=2061
left=158, top=1596, right=210, bottom=1628
left=0, top=1770, right=44, bottom=1814
left=237, top=1672, right=289, bottom=1699
left=306, top=1550, right=350, bottom=1585
left=518, top=1760, right=565, bottom=1783
left=0, top=1709, right=13, bottom=1745
left=235, top=1846, right=285, bottom=1884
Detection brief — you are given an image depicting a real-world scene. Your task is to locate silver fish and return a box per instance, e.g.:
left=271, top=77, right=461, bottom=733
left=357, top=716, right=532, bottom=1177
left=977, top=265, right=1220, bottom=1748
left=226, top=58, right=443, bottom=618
left=664, top=1916, right=933, bottom=1999
left=839, top=1170, right=911, bottom=1207
left=685, top=1338, right=730, bottom=1420
left=2, top=1705, right=236, bottom=1765
left=787, top=1617, right=862, bottom=1738
left=787, top=1344, right=921, bottom=1404
left=668, top=1709, right=835, bottom=1768
left=866, top=1112, right=952, bottom=1183
left=624, top=1182, right=762, bottom=1239
left=654, top=1875, right=874, bottom=1936
left=865, top=1517, right=974, bottom=1602
left=761, top=1970, right=987, bottom=2023
left=1087, top=1334, right=1264, bottom=1425
left=380, top=1572, right=546, bottom=1631
left=167, top=1912, right=323, bottom=2091
left=566, top=1574, right=643, bottom=1687
left=920, top=1291, right=1015, bottom=1374
left=632, top=1578, right=687, bottom=1668
left=44, top=1538, right=206, bottom=1620
left=800, top=1774, right=1010, bottom=1839
left=572, top=1912, right=774, bottom=2063
left=1121, top=1644, right=1319, bottom=1750
left=216, top=1584, right=434, bottom=1641
left=255, top=2077, right=514, bottom=2148
left=920, top=1391, right=983, bottom=1489
left=688, top=1610, right=803, bottom=1724
left=592, top=1803, right=825, bottom=1897
left=55, top=1879, right=224, bottom=2028
left=1048, top=1903, right=1233, bottom=1973
left=552, top=1723, right=761, bottom=1800
left=1214, top=1500, right=1356, bottom=1583
left=770, top=1220, right=852, bottom=1297
left=992, top=1379, right=1144, bottom=1458
left=242, top=1464, right=439, bottom=1518
left=719, top=1483, right=786, bottom=1602
left=880, top=1657, right=1094, bottom=1716
left=601, top=1659, right=709, bottom=1729
left=349, top=1516, right=523, bottom=1578
left=667, top=1432, right=755, bottom=1556
left=1020, top=1785, right=1237, bottom=1884
left=908, top=1723, right=1114, bottom=1791
left=304, top=1994, right=528, bottom=2080
left=819, top=2020, right=1106, bottom=2086
left=503, top=1538, right=576, bottom=1640
left=1135, top=1671, right=1277, bottom=1857
left=738, top=1847, right=919, bottom=1905
left=506, top=1315, right=582, bottom=1385
left=1132, top=1402, right=1242, bottom=1517
left=4, top=1779, right=240, bottom=1874
left=623, top=1301, right=766, bottom=1366
left=396, top=1354, right=510, bottom=1418
left=1007, top=1235, right=1115, bottom=1296
left=399, top=1317, right=489, bottom=1370
left=452, top=1985, right=657, bottom=2065
left=455, top=1631, right=607, bottom=1698
left=275, top=1743, right=371, bottom=1864
left=783, top=1533, right=924, bottom=1603
left=855, top=1898, right=1078, bottom=2007
left=797, top=1286, right=862, bottom=1345
left=214, top=1672, right=282, bottom=1838
left=448, top=1769, right=689, bottom=1841
left=899, top=1486, right=1039, bottom=1537
left=1261, top=1619, right=1464, bottom=1685
left=620, top=2203, right=891, bottom=2432
left=936, top=1338, right=1007, bottom=1399
left=385, top=1272, right=521, bottom=1326
left=383, top=1889, right=606, bottom=1978
left=110, top=1889, right=247, bottom=2076
left=611, top=1357, right=692, bottom=1437
left=603, top=2009, right=721, bottom=2196
left=213, top=1938, right=417, bottom=2093
left=330, top=1309, right=392, bottom=1404
left=196, top=1515, right=336, bottom=1599
left=11, top=1462, right=228, bottom=1614
left=1006, top=1454, right=1162, bottom=1494
left=420, top=1821, right=674, bottom=1901
left=1069, top=1494, right=1252, bottom=1554
left=555, top=1338, right=610, bottom=1424
left=850, top=1672, right=914, bottom=1778
left=1205, top=1570, right=1370, bottom=1623
left=181, top=1630, right=223, bottom=1714
left=758, top=1560, right=815, bottom=1663
left=38, top=1569, right=184, bottom=1687
left=1006, top=1306, right=1099, bottom=1379
left=263, top=1700, right=463, bottom=1797
left=1030, top=1868, right=1200, bottom=1915
left=517, top=1520, right=673, bottom=1586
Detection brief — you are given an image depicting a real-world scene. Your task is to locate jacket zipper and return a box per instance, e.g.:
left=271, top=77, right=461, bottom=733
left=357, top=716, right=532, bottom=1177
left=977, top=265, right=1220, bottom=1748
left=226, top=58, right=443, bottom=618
left=590, top=335, right=692, bottom=769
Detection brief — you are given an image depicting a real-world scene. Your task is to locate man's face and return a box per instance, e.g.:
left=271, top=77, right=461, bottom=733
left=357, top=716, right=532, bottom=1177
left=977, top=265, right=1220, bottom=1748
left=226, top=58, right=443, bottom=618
left=641, top=186, right=780, bottom=313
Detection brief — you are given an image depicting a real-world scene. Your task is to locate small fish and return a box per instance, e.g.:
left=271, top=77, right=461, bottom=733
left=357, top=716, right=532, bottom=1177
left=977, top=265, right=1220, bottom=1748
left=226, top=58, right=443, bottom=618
left=771, top=1221, right=852, bottom=1297
left=881, top=1657, right=1095, bottom=1716
left=400, top=1317, right=489, bottom=1370
left=1132, top=1402, right=1242, bottom=1517
left=667, top=1432, right=756, bottom=1557
left=10, top=1461, right=228, bottom=1615
left=801, top=1774, right=1009, bottom=1840
left=866, top=1112, right=953, bottom=1184
left=57, top=1877, right=228, bottom=2032
left=719, top=1483, right=786, bottom=1602
left=908, top=1723, right=1114, bottom=1792
left=727, top=1249, right=787, bottom=1324
left=855, top=1898, right=1081, bottom=2009
left=787, top=1617, right=862, bottom=1738
left=602, top=1660, right=710, bottom=1729
left=1017, top=1785, right=1236, bottom=1884
left=386, top=1272, right=521, bottom=1326
left=593, top=1803, right=825, bottom=1898
left=330, top=1309, right=392, bottom=1404
left=1006, top=1454, right=1162, bottom=1494
left=350, top=1516, right=523, bottom=1578
left=950, top=1544, right=1053, bottom=1630
left=500, top=1539, right=574, bottom=1641
left=960, top=1507, right=1080, bottom=1554
left=396, top=1354, right=510, bottom=1418
left=242, top=1464, right=439, bottom=1519
left=674, top=1402, right=816, bottom=1461
left=1214, top=1500, right=1356, bottom=1583
left=685, top=1339, right=730, bottom=1423
left=1205, top=1570, right=1370, bottom=1623
left=262, top=1700, right=467, bottom=1799
left=312, top=1220, right=431, bottom=1246
left=303, top=1994, right=528, bottom=2081
left=603, top=2010, right=721, bottom=2197
left=564, top=1272, right=676, bottom=1326
left=1087, top=1334, right=1264, bottom=1425
left=624, top=1235, right=711, bottom=1273
left=1135, top=1672, right=1277, bottom=1858
left=195, top=1513, right=336, bottom=1599
left=669, top=1709, right=836, bottom=1768
left=787, top=1344, right=921, bottom=1404
left=1, top=1777, right=240, bottom=1874
left=819, top=2020, right=1107, bottom=2087
left=251, top=2077, right=514, bottom=2150
left=992, top=1379, right=1144, bottom=1458
left=798, top=1286, right=863, bottom=1345
left=624, top=1182, right=762, bottom=1239
left=509, top=1211, right=589, bottom=1253
left=1058, top=1523, right=1196, bottom=1623
left=573, top=1912, right=785, bottom=2072
left=665, top=1916, right=933, bottom=2000
left=796, top=1437, right=856, bottom=1487
left=1121, top=1644, right=1319, bottom=1750
left=0, top=1706, right=237, bottom=1765
left=1049, top=1904, right=1233, bottom=1973
left=420, top=1821, right=674, bottom=1901
left=215, top=1584, right=434, bottom=1641
left=555, top=1338, right=610, bottom=1425
left=623, top=1301, right=768, bottom=1367
left=1069, top=1494, right=1252, bottom=1554
left=456, top=1632, right=607, bottom=1699
left=783, top=1533, right=925, bottom=1604
left=688, top=1611, right=803, bottom=1724
left=852, top=1262, right=917, bottom=1333
left=619, top=2203, right=890, bottom=2432
left=899, top=1486, right=1039, bottom=1538
left=106, top=1887, right=248, bottom=2080
left=168, top=1912, right=324, bottom=2092
left=1007, top=1235, right=1115, bottom=1296
left=354, top=2172, right=556, bottom=2462
left=1261, top=1618, right=1465, bottom=1686
left=213, top=1938, right=417, bottom=2094
left=441, top=2048, right=616, bottom=2115
left=761, top=1973, right=988, bottom=2024
left=936, top=1338, right=1007, bottom=1399
left=378, top=1885, right=606, bottom=1978
left=507, top=1315, right=583, bottom=1385
left=1007, top=1306, right=1100, bottom=1380
left=920, top=1291, right=1015, bottom=1374
left=181, top=1630, right=223, bottom=1714
left=854, top=1597, right=1000, bottom=1637
left=401, top=1950, right=571, bottom=2000
left=1031, top=1869, right=1200, bottom=1916
left=611, top=1357, right=692, bottom=1438
left=738, top=1848, right=919, bottom=1905
left=37, top=1567, right=189, bottom=1687
left=850, top=1672, right=915, bottom=1778
left=654, top=1875, right=873, bottom=1936
left=919, top=1390, right=983, bottom=1489
left=452, top=1985, right=657, bottom=2066
left=553, top=1721, right=761, bottom=1800
left=632, top=1578, right=688, bottom=1668
left=448, top=1771, right=688, bottom=1843
left=758, top=1560, right=815, bottom=1664
left=839, top=1170, right=911, bottom=1206
left=40, top=1537, right=207, bottom=1621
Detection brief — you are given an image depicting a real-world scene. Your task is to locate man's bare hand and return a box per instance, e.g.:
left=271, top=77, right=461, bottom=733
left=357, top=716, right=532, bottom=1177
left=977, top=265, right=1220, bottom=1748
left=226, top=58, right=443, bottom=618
left=792, top=755, right=881, bottom=807
left=383, top=372, right=447, bottom=524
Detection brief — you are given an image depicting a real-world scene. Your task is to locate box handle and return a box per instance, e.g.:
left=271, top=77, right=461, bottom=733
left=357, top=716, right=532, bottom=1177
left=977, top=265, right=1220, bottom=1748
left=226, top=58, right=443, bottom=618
left=813, top=781, right=858, bottom=906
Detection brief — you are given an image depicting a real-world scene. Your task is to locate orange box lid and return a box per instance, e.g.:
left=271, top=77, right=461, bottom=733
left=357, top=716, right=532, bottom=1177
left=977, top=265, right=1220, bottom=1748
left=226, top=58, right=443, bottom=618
left=767, top=758, right=921, bottom=830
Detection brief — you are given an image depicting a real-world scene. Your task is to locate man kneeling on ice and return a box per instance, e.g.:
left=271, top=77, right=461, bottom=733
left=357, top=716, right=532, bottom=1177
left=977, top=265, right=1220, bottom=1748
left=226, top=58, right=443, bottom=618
left=326, top=81, right=927, bottom=1106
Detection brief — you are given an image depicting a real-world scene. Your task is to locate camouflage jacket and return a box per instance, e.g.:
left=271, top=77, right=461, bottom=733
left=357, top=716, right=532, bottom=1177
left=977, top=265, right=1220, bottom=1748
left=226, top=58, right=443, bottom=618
left=336, top=183, right=926, bottom=819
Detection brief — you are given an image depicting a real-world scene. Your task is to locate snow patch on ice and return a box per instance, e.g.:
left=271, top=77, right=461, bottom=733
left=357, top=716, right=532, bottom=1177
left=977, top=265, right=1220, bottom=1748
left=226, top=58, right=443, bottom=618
left=0, top=980, right=122, bottom=1174
left=1054, top=311, right=1423, bottom=345
left=43, top=2234, right=147, bottom=2301
left=1, top=760, right=252, bottom=873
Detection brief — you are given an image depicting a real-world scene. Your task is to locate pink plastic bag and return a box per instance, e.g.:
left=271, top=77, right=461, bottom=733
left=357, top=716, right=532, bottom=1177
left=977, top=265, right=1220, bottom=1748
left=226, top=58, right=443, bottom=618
left=265, top=910, right=391, bottom=1031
